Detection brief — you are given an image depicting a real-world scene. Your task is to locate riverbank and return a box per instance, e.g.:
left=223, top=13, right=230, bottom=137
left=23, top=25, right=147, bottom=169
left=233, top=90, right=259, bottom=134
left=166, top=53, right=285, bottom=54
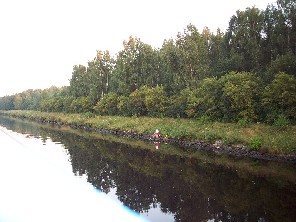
left=1, top=110, right=295, bottom=163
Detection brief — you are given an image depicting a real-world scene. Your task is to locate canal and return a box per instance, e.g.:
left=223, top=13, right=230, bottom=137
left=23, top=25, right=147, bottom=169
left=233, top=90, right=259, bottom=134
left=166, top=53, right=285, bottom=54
left=0, top=116, right=295, bottom=222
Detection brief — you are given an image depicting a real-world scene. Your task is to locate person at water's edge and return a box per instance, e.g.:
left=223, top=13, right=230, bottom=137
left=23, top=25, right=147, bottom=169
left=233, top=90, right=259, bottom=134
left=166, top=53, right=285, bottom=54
left=1, top=113, right=295, bottom=164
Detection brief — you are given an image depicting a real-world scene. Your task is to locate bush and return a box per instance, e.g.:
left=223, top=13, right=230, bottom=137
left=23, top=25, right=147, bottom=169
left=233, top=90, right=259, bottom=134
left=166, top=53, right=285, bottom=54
left=117, top=96, right=131, bottom=116
left=144, top=86, right=168, bottom=117
left=196, top=115, right=212, bottom=124
left=191, top=77, right=224, bottom=120
left=273, top=114, right=290, bottom=128
left=94, top=93, right=118, bottom=115
left=70, top=97, right=92, bottom=113
left=165, top=89, right=191, bottom=118
left=204, top=131, right=219, bottom=142
left=237, top=118, right=250, bottom=128
left=81, top=112, right=95, bottom=119
left=250, top=136, right=262, bottom=151
left=262, top=72, right=296, bottom=121
left=221, top=72, right=262, bottom=121
left=128, top=87, right=147, bottom=116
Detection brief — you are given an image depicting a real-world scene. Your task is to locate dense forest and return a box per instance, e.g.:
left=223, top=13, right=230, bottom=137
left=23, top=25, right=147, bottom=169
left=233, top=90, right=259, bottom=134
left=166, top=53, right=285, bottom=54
left=1, top=0, right=295, bottom=124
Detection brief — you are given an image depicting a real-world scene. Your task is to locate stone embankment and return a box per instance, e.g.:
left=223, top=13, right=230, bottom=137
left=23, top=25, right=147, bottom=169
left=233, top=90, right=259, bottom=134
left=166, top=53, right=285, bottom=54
left=3, top=114, right=296, bottom=164
left=39, top=118, right=296, bottom=164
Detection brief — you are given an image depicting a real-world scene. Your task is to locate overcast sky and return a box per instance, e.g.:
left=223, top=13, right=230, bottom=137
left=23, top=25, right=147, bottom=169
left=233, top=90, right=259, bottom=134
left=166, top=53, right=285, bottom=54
left=0, top=0, right=276, bottom=96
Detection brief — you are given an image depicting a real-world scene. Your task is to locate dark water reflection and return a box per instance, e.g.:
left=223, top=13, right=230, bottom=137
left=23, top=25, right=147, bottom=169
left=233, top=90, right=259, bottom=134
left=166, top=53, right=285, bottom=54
left=0, top=116, right=295, bottom=222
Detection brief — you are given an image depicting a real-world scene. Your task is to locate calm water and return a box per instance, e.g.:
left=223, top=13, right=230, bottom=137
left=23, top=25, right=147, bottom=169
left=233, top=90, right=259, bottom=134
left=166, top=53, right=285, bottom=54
left=0, top=116, right=295, bottom=222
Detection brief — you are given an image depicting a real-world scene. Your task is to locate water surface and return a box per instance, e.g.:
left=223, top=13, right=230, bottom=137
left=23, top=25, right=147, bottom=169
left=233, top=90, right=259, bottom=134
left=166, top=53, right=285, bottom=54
left=0, top=116, right=295, bottom=222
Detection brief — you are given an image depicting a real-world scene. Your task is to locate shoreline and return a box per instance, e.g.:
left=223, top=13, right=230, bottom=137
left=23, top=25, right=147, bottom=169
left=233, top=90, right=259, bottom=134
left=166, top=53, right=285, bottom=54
left=1, top=111, right=295, bottom=164
left=69, top=125, right=296, bottom=164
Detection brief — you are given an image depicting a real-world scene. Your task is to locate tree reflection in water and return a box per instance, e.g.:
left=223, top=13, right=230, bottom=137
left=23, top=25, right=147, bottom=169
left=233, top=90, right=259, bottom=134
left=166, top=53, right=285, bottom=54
left=0, top=116, right=295, bottom=222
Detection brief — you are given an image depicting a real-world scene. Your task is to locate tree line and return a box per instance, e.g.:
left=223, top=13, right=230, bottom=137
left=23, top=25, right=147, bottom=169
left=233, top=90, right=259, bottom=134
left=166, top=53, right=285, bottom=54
left=0, top=0, right=295, bottom=124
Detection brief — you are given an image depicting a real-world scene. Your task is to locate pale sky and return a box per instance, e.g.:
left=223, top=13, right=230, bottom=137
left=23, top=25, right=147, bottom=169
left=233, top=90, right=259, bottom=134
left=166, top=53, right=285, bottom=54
left=0, top=0, right=275, bottom=97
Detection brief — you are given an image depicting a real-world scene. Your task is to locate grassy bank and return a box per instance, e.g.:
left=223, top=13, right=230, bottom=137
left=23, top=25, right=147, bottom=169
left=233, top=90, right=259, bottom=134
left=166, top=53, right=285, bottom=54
left=1, top=110, right=295, bottom=155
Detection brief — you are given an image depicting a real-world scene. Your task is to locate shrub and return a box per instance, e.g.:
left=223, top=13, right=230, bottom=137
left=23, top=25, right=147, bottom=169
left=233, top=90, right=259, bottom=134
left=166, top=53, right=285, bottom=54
left=165, top=89, right=191, bottom=118
left=204, top=131, right=219, bottom=142
left=250, top=136, right=262, bottom=151
left=193, top=77, right=224, bottom=120
left=237, top=118, right=250, bottom=128
left=128, top=87, right=147, bottom=116
left=81, top=112, right=95, bottom=119
left=262, top=72, right=296, bottom=121
left=196, top=115, right=212, bottom=124
left=221, top=72, right=262, bottom=122
left=94, top=93, right=118, bottom=115
left=144, top=86, right=168, bottom=117
left=70, top=97, right=92, bottom=113
left=273, top=114, right=290, bottom=128
left=117, top=96, right=131, bottom=116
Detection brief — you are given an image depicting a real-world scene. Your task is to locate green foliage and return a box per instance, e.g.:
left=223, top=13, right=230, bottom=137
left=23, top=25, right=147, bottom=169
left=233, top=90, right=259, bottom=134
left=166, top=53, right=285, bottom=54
left=157, top=125, right=179, bottom=138
left=225, top=7, right=264, bottom=72
left=70, top=97, right=92, bottom=113
left=267, top=52, right=296, bottom=78
left=110, top=36, right=160, bottom=95
left=128, top=87, right=147, bottom=116
left=0, top=1, right=296, bottom=126
left=185, top=89, right=201, bottom=118
left=2, top=110, right=296, bottom=154
left=187, top=77, right=224, bottom=120
left=166, top=88, right=191, bottom=118
left=144, top=86, right=168, bottom=117
left=81, top=112, right=95, bottom=119
left=250, top=136, right=262, bottom=151
left=262, top=72, right=296, bottom=120
left=175, top=24, right=210, bottom=87
left=40, top=98, right=62, bottom=112
left=223, top=136, right=243, bottom=146
left=204, top=131, right=219, bottom=142
left=237, top=118, right=250, bottom=128
left=273, top=114, right=290, bottom=128
left=69, top=65, right=88, bottom=98
left=87, top=51, right=113, bottom=105
left=221, top=72, right=262, bottom=121
left=117, top=95, right=131, bottom=116
left=94, top=93, right=118, bottom=115
left=196, top=115, right=212, bottom=124
left=0, top=95, right=14, bottom=110
left=62, top=96, right=74, bottom=113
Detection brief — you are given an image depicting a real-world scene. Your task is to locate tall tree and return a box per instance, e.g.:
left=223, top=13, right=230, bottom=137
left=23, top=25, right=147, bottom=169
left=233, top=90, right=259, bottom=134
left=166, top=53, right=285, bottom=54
left=277, top=0, right=296, bottom=54
left=87, top=50, right=113, bottom=105
left=159, top=24, right=211, bottom=95
left=176, top=24, right=210, bottom=88
left=207, top=28, right=228, bottom=77
left=69, top=65, right=88, bottom=98
left=261, top=1, right=296, bottom=81
left=225, top=7, right=264, bottom=72
left=159, top=38, right=183, bottom=95
left=110, top=36, right=143, bottom=95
